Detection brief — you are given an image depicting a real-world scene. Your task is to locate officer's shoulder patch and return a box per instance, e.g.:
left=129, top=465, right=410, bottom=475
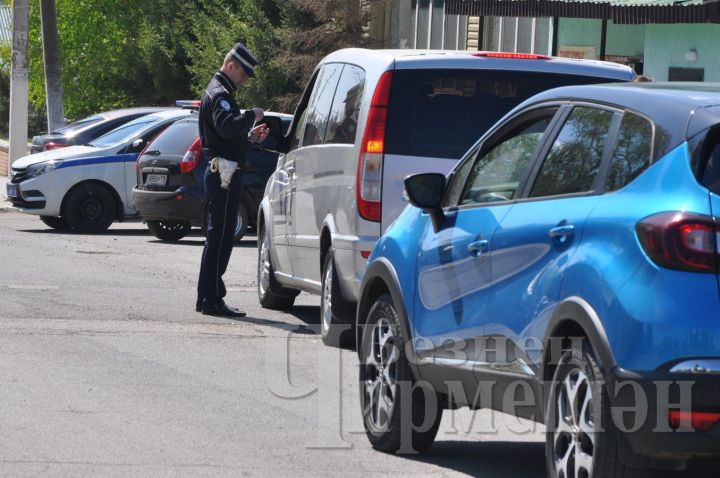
left=219, top=99, right=232, bottom=112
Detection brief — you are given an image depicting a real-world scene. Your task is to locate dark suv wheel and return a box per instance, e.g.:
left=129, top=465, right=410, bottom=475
left=360, top=293, right=442, bottom=453
left=147, top=220, right=191, bottom=242
left=233, top=203, right=249, bottom=243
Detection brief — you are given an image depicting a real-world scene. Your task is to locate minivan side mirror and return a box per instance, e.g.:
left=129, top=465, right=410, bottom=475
left=404, top=173, right=446, bottom=231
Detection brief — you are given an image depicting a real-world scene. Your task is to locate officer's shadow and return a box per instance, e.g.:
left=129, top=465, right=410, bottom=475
left=219, top=305, right=320, bottom=336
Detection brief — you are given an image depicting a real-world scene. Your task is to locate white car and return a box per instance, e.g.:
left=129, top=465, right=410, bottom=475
left=6, top=109, right=194, bottom=233
left=257, top=48, right=636, bottom=348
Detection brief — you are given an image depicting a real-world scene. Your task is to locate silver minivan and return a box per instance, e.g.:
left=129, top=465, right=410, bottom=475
left=257, top=48, right=635, bottom=347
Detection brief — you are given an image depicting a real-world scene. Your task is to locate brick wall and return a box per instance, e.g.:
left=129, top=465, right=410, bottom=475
left=0, top=140, right=8, bottom=177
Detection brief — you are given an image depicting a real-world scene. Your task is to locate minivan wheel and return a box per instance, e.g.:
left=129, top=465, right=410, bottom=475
left=40, top=215, right=70, bottom=231
left=321, top=249, right=353, bottom=348
left=63, top=184, right=116, bottom=233
left=546, top=343, right=647, bottom=478
left=257, top=225, right=298, bottom=310
left=147, top=220, right=191, bottom=242
left=233, top=203, right=249, bottom=243
left=360, top=294, right=442, bottom=453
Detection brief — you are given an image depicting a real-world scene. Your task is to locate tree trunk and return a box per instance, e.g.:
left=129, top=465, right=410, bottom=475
left=9, top=0, right=30, bottom=165
left=40, top=0, right=65, bottom=132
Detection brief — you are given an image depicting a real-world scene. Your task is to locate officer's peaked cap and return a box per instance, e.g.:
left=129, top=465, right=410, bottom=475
left=230, top=42, right=258, bottom=78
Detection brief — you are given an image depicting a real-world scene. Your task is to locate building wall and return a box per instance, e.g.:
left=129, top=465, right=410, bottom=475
left=558, top=18, right=644, bottom=57
left=644, top=23, right=720, bottom=82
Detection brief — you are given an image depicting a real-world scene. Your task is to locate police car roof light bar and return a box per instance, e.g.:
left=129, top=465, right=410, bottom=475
left=176, top=100, right=202, bottom=109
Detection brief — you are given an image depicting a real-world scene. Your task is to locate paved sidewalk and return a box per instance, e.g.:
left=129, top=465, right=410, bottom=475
left=0, top=175, right=11, bottom=212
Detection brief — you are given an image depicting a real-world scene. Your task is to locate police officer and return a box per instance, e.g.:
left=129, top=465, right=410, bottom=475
left=196, top=42, right=269, bottom=317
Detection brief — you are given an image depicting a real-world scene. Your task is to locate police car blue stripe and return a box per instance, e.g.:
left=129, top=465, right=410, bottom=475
left=54, top=154, right=139, bottom=170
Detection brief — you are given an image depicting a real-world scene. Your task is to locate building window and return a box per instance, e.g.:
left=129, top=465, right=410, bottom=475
left=480, top=16, right=552, bottom=54
left=668, top=67, right=704, bottom=82
left=410, top=0, right=468, bottom=50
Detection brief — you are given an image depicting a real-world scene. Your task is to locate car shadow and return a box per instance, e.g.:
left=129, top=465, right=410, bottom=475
left=399, top=440, right=546, bottom=478
left=20, top=228, right=153, bottom=237
left=400, top=440, right=719, bottom=478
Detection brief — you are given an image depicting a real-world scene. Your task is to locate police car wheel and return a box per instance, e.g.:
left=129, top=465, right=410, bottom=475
left=257, top=224, right=298, bottom=310
left=63, top=184, right=116, bottom=234
left=233, top=204, right=249, bottom=243
left=40, top=216, right=70, bottom=231
left=147, top=220, right=191, bottom=242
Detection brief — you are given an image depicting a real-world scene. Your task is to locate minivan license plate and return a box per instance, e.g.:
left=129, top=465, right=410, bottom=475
left=146, top=174, right=167, bottom=186
left=6, top=184, right=17, bottom=198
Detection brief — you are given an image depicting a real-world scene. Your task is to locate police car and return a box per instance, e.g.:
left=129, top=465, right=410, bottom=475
left=6, top=109, right=195, bottom=233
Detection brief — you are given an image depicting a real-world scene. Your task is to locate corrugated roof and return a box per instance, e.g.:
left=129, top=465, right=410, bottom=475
left=0, top=4, right=11, bottom=45
left=446, top=0, right=720, bottom=24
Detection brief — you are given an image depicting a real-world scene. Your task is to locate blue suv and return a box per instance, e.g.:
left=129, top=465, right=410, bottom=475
left=357, top=83, right=720, bottom=476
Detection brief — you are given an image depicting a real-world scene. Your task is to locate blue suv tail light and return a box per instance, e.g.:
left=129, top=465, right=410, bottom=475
left=636, top=212, right=719, bottom=273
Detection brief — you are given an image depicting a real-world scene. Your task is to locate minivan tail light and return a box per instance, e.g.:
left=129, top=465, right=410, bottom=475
left=43, top=142, right=68, bottom=151
left=357, top=71, right=392, bottom=223
left=636, top=212, right=719, bottom=273
left=181, top=137, right=202, bottom=174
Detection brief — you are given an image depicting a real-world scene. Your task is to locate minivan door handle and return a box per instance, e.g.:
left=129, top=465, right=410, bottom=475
left=468, top=239, right=489, bottom=257
left=548, top=224, right=575, bottom=243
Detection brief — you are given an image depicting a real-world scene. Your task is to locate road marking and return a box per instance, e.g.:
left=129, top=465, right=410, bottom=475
left=5, top=285, right=60, bottom=290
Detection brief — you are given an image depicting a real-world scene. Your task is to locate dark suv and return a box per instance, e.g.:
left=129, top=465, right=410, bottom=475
left=132, top=113, right=291, bottom=242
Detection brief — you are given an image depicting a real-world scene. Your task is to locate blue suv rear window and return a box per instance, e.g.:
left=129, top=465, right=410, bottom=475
left=385, top=69, right=623, bottom=160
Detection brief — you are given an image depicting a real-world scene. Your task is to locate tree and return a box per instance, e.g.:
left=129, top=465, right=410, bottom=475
left=40, top=0, right=64, bottom=131
left=19, top=0, right=389, bottom=126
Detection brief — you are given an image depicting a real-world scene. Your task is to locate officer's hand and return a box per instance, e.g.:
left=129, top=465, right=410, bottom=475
left=248, top=124, right=269, bottom=143
left=251, top=107, right=264, bottom=121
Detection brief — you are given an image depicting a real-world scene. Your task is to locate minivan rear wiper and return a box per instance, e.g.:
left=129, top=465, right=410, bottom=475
left=143, top=150, right=161, bottom=156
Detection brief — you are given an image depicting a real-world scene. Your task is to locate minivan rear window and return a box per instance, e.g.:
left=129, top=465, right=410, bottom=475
left=385, top=69, right=623, bottom=159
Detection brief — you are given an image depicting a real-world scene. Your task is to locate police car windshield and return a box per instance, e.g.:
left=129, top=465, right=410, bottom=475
left=88, top=118, right=156, bottom=148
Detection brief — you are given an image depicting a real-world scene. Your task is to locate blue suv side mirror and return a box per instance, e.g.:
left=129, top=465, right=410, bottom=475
left=404, top=173, right=446, bottom=231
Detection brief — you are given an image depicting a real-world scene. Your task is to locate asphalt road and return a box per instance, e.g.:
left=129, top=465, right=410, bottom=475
left=0, top=209, right=712, bottom=477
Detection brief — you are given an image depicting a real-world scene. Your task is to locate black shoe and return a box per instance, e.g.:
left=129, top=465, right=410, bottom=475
left=196, top=299, right=203, bottom=313
left=201, top=303, right=246, bottom=318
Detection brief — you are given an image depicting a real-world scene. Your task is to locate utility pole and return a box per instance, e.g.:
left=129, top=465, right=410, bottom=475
left=40, top=0, right=65, bottom=132
left=9, top=0, right=30, bottom=165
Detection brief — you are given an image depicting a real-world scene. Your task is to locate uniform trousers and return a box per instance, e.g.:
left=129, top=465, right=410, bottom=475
left=197, top=163, right=243, bottom=307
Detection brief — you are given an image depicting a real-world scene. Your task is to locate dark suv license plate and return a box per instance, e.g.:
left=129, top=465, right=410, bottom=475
left=6, top=184, right=18, bottom=199
left=145, top=174, right=167, bottom=186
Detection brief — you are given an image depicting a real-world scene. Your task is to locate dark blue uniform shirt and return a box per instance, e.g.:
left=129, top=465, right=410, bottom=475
left=199, top=70, right=256, bottom=166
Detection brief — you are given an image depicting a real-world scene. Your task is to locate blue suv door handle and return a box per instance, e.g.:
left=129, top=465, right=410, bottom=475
left=549, top=224, right=575, bottom=243
left=468, top=239, right=489, bottom=257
